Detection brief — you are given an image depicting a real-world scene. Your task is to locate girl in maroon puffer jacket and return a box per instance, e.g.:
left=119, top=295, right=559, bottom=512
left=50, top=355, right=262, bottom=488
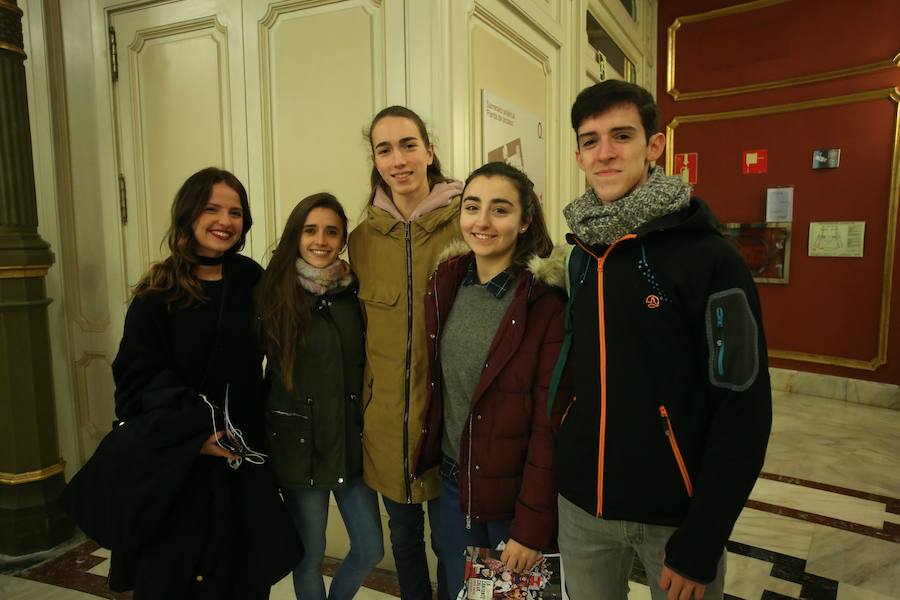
left=413, top=162, right=572, bottom=596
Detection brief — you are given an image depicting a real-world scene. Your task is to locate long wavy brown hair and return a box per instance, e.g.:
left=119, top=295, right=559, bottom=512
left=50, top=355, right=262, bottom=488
left=133, top=167, right=252, bottom=309
left=365, top=105, right=452, bottom=202
left=256, top=193, right=349, bottom=390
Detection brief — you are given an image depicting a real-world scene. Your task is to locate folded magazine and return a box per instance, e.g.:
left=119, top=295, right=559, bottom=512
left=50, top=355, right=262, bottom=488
left=462, top=546, right=565, bottom=600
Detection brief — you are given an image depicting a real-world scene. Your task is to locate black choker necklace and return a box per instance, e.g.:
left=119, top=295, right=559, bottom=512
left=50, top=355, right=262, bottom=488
left=196, top=255, right=226, bottom=266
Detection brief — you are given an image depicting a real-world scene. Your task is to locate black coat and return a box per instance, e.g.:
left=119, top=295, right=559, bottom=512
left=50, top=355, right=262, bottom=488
left=62, top=254, right=302, bottom=599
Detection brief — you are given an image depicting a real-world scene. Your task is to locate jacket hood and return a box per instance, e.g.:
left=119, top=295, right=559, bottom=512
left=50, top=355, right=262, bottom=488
left=435, top=240, right=567, bottom=289
left=635, top=197, right=723, bottom=238
left=372, top=180, right=464, bottom=223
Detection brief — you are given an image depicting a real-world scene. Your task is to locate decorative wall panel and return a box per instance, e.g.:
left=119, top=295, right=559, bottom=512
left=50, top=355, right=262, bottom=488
left=666, top=89, right=898, bottom=369
left=255, top=1, right=381, bottom=240
left=668, top=0, right=900, bottom=100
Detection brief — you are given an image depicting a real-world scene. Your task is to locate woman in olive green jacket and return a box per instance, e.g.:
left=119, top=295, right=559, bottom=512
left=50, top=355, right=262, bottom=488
left=258, top=193, right=383, bottom=600
left=348, top=106, right=461, bottom=600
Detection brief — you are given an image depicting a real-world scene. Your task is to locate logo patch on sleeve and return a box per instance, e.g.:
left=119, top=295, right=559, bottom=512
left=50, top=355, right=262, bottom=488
left=706, top=288, right=759, bottom=391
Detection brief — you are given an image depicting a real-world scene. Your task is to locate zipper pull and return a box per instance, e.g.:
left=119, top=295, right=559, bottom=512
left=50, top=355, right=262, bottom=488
left=658, top=405, right=670, bottom=437
left=465, top=515, right=472, bottom=530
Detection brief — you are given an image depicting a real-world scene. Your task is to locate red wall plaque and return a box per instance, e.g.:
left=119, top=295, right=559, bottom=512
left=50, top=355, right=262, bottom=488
left=742, top=149, right=768, bottom=174
left=674, top=152, right=698, bottom=184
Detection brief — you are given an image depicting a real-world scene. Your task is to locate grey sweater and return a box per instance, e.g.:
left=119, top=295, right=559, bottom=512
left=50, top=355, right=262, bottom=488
left=439, top=281, right=514, bottom=462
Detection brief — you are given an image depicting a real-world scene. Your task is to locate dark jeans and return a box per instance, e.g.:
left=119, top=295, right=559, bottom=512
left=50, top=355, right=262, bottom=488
left=437, top=456, right=511, bottom=599
left=381, top=494, right=448, bottom=600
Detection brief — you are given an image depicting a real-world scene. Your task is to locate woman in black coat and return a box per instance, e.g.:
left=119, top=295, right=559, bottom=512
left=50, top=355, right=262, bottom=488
left=63, top=168, right=301, bottom=599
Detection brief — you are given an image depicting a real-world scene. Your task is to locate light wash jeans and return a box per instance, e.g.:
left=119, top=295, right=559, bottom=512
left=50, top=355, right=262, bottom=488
left=283, top=477, right=384, bottom=600
left=557, top=494, right=726, bottom=600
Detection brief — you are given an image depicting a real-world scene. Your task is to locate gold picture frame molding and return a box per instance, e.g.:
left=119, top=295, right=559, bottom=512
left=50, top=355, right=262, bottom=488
left=0, top=460, right=65, bottom=486
left=667, top=0, right=900, bottom=101
left=665, top=87, right=900, bottom=371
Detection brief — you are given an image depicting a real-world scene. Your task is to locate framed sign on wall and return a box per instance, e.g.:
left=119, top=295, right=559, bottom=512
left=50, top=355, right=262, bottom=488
left=722, top=222, right=792, bottom=284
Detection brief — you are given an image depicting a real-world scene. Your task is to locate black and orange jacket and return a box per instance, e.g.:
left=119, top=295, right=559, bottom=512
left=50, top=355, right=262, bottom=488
left=549, top=198, right=772, bottom=584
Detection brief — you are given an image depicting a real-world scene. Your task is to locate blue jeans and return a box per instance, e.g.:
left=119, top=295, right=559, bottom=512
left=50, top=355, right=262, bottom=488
left=381, top=493, right=447, bottom=600
left=557, top=494, right=726, bottom=600
left=437, top=458, right=512, bottom=599
left=283, top=478, right=384, bottom=600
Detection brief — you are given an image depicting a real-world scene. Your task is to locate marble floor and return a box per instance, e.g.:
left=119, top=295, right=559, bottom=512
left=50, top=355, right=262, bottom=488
left=5, top=389, right=900, bottom=599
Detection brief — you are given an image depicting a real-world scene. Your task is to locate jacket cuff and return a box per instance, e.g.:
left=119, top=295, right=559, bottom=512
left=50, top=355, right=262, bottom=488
left=663, top=529, right=722, bottom=584
left=507, top=536, right=541, bottom=552
left=508, top=503, right=555, bottom=551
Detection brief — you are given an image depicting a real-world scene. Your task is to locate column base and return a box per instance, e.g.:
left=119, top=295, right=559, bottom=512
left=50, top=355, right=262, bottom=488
left=0, top=473, right=74, bottom=556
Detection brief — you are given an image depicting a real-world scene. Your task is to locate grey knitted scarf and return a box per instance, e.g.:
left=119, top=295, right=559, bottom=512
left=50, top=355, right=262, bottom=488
left=563, top=165, right=692, bottom=246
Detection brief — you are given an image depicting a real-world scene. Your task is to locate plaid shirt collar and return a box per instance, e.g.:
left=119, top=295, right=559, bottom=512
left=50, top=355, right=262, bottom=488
left=461, top=260, right=517, bottom=299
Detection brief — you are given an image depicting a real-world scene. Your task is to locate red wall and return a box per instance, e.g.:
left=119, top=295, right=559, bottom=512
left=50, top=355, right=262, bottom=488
left=657, top=0, right=900, bottom=383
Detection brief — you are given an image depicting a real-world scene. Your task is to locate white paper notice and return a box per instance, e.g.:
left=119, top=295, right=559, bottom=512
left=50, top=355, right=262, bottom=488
left=808, top=221, right=866, bottom=257
left=766, top=187, right=793, bottom=222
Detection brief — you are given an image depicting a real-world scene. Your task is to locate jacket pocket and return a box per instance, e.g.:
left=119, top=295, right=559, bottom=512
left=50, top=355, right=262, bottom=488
left=358, top=285, right=400, bottom=307
left=658, top=405, right=693, bottom=497
left=266, top=410, right=313, bottom=486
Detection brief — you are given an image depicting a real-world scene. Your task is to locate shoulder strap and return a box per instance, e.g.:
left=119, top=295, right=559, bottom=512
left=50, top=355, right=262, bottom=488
left=547, top=245, right=585, bottom=418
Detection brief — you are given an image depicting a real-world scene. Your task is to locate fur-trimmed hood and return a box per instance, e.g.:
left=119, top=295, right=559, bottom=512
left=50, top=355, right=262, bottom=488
left=434, top=240, right=567, bottom=289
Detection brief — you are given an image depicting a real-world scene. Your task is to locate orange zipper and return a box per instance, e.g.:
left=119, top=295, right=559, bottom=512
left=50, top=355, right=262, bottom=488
left=659, top=404, right=693, bottom=497
left=574, top=234, right=636, bottom=517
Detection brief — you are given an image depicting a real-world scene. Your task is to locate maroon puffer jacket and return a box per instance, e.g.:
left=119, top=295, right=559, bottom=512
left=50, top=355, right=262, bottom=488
left=412, top=248, right=572, bottom=550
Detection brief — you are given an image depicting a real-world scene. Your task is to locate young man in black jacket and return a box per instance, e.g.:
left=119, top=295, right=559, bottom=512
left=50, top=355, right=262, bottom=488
left=549, top=80, right=772, bottom=599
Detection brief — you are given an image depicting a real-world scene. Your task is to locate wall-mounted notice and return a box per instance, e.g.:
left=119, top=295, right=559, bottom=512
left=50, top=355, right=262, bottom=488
left=674, top=152, right=698, bottom=185
left=482, top=90, right=546, bottom=201
left=742, top=149, right=768, bottom=174
left=765, top=186, right=793, bottom=222
left=722, top=222, right=791, bottom=284
left=812, top=148, right=841, bottom=169
left=808, top=221, right=865, bottom=257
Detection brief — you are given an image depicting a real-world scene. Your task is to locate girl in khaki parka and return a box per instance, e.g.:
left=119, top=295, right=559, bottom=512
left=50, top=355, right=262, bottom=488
left=348, top=106, right=461, bottom=600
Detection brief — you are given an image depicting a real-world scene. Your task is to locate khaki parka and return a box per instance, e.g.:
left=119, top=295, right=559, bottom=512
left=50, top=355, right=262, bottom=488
left=348, top=187, right=462, bottom=504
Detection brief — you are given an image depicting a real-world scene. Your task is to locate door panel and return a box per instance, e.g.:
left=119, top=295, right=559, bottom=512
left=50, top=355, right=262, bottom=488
left=135, top=28, right=227, bottom=257
left=111, top=0, right=246, bottom=286
left=243, top=0, right=388, bottom=256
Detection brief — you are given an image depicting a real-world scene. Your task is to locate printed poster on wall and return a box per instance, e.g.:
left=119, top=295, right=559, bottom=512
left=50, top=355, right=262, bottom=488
left=765, top=186, right=794, bottom=222
left=808, top=221, right=865, bottom=257
left=482, top=90, right=546, bottom=201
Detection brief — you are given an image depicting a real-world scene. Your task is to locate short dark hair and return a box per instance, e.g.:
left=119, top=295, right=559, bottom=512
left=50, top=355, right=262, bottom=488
left=570, top=80, right=658, bottom=141
left=462, top=162, right=553, bottom=267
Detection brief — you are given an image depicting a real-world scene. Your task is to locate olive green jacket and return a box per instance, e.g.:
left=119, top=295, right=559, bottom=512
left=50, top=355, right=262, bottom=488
left=348, top=185, right=462, bottom=503
left=265, top=281, right=365, bottom=490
